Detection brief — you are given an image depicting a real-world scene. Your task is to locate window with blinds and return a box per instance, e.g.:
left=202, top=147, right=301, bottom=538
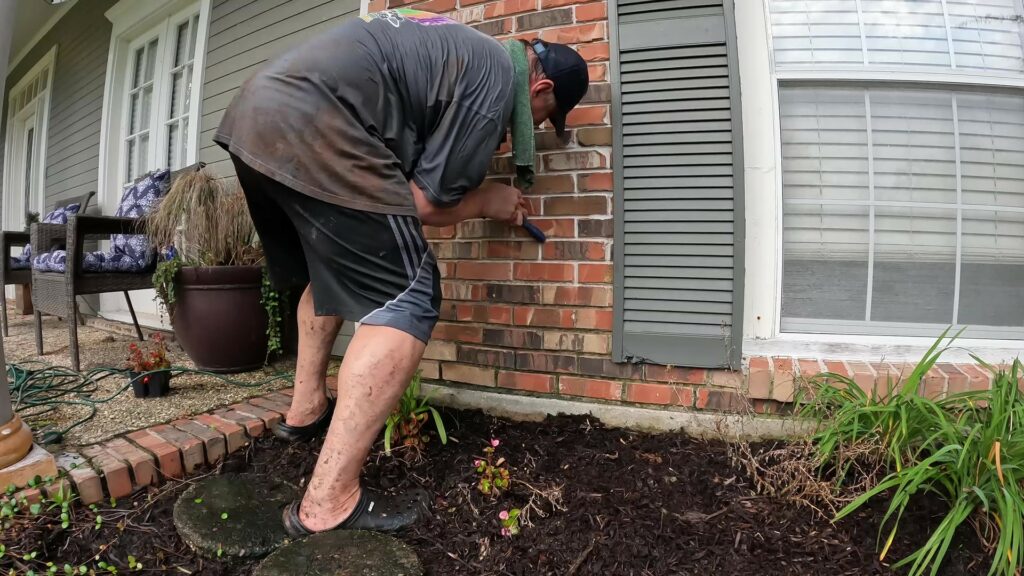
left=772, top=1, right=1024, bottom=339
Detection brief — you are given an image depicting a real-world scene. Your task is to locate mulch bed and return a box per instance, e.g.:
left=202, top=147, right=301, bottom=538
left=2, top=408, right=989, bottom=575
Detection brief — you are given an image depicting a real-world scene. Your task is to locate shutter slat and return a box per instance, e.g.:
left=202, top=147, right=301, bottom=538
left=621, top=55, right=728, bottom=72
left=623, top=99, right=731, bottom=114
left=626, top=288, right=733, bottom=302
left=625, top=277, right=733, bottom=290
left=625, top=153, right=733, bottom=166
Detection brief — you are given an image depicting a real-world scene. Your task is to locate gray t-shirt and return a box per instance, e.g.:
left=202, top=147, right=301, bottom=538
left=214, top=10, right=514, bottom=216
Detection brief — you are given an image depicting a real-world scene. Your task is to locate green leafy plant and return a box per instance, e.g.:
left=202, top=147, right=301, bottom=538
left=474, top=439, right=510, bottom=496
left=261, top=268, right=284, bottom=360
left=498, top=508, right=521, bottom=537
left=802, top=329, right=1024, bottom=576
left=383, top=371, right=447, bottom=456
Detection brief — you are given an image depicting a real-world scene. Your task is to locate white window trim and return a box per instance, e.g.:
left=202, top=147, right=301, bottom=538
left=2, top=46, right=57, bottom=231
left=97, top=0, right=211, bottom=213
left=736, top=0, right=1024, bottom=361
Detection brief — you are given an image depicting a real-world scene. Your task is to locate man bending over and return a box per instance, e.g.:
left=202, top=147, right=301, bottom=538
left=214, top=8, right=589, bottom=535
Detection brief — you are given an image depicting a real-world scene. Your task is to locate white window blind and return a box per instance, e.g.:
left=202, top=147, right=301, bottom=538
left=781, top=87, right=1024, bottom=336
left=770, top=0, right=1024, bottom=76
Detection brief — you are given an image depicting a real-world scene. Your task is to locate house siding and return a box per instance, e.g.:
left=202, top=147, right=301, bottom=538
left=197, top=0, right=362, bottom=177
left=0, top=0, right=116, bottom=213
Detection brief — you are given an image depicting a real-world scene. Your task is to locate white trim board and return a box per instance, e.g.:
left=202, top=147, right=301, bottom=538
left=5, top=0, right=77, bottom=76
left=744, top=333, right=1024, bottom=365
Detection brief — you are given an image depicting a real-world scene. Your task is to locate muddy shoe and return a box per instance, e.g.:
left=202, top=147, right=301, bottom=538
left=282, top=488, right=430, bottom=537
left=272, top=398, right=335, bottom=442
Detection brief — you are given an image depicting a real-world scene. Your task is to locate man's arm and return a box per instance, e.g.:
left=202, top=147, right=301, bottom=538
left=411, top=180, right=525, bottom=228
left=410, top=180, right=485, bottom=227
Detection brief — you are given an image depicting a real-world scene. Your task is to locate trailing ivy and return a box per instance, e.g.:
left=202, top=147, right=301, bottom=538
left=152, top=257, right=183, bottom=319
left=260, top=267, right=284, bottom=363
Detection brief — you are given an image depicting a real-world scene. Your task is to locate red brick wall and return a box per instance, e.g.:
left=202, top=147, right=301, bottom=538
left=359, top=0, right=1007, bottom=416
left=366, top=0, right=759, bottom=412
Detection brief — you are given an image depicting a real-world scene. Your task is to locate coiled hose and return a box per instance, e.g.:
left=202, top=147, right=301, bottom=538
left=6, top=362, right=292, bottom=444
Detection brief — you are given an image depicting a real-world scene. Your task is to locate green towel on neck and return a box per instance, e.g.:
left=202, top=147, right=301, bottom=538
left=502, top=39, right=535, bottom=190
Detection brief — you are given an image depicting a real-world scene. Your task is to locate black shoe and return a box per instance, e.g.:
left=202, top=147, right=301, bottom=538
left=271, top=398, right=335, bottom=442
left=282, top=487, right=430, bottom=537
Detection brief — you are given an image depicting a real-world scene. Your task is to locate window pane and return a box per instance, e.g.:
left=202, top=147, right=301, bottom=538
left=872, top=206, right=956, bottom=323
left=174, top=21, right=190, bottom=67
left=141, top=86, right=152, bottom=131
left=170, top=70, right=184, bottom=118
left=957, top=92, right=1024, bottom=208
left=24, top=128, right=35, bottom=213
left=861, top=0, right=950, bottom=67
left=144, top=39, right=158, bottom=83
left=126, top=138, right=137, bottom=182
left=188, top=14, right=200, bottom=60
left=947, top=0, right=1024, bottom=74
left=128, top=92, right=141, bottom=135
left=783, top=203, right=870, bottom=321
left=770, top=0, right=864, bottom=65
left=781, top=87, right=869, bottom=202
left=167, top=123, right=179, bottom=169
left=870, top=90, right=957, bottom=204
left=959, top=209, right=1024, bottom=327
left=131, top=47, right=145, bottom=89
left=139, top=132, right=149, bottom=174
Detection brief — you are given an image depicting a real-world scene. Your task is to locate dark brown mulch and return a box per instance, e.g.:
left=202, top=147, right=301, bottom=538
left=1, top=408, right=989, bottom=575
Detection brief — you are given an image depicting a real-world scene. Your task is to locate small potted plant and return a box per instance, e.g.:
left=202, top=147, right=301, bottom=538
left=126, top=333, right=173, bottom=398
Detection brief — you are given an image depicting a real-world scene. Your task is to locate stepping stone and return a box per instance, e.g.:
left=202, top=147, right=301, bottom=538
left=253, top=531, right=423, bottom=576
left=173, top=472, right=299, bottom=559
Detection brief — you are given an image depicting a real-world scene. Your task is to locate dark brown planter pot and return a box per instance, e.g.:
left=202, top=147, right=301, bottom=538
left=172, top=265, right=268, bottom=373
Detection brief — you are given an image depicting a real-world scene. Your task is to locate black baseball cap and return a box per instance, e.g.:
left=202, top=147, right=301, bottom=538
left=530, top=39, right=589, bottom=137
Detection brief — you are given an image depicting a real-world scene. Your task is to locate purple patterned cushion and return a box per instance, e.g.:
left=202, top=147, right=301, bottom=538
left=105, top=169, right=170, bottom=272
left=20, top=203, right=83, bottom=271
left=32, top=249, right=66, bottom=273
left=41, top=203, right=82, bottom=225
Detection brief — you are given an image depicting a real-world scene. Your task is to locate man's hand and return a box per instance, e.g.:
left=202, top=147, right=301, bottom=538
left=410, top=180, right=529, bottom=227
left=478, top=182, right=527, bottom=225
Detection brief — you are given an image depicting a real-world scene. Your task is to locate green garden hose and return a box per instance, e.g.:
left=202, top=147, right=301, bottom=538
left=6, top=362, right=293, bottom=445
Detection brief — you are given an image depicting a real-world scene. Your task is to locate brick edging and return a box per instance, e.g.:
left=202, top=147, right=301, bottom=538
left=11, top=383, right=323, bottom=507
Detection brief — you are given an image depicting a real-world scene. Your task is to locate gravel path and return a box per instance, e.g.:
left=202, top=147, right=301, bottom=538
left=3, top=304, right=338, bottom=446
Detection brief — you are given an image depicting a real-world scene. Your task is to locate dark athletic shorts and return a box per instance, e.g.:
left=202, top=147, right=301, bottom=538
left=230, top=154, right=441, bottom=344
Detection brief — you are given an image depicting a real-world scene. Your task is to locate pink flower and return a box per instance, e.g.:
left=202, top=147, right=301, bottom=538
left=473, top=459, right=483, bottom=467
left=490, top=439, right=500, bottom=447
left=498, top=510, right=510, bottom=521
left=500, top=528, right=511, bottom=537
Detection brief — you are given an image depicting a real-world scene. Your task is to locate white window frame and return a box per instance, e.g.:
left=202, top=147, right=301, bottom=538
left=95, top=0, right=210, bottom=329
left=97, top=0, right=211, bottom=213
left=737, top=0, right=1024, bottom=360
left=2, top=47, right=56, bottom=232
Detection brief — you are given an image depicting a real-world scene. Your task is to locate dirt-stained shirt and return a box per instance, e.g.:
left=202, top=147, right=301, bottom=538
left=213, top=10, right=514, bottom=216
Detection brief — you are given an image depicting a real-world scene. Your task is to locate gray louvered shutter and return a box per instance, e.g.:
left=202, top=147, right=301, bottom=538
left=611, top=0, right=744, bottom=368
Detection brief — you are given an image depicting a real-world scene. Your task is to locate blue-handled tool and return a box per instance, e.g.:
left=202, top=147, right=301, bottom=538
left=521, top=217, right=546, bottom=243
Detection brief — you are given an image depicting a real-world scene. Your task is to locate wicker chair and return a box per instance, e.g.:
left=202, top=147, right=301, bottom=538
left=1, top=192, right=95, bottom=337
left=31, top=163, right=202, bottom=370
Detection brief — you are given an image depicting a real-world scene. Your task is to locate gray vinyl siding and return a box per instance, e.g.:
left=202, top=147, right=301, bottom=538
left=198, top=0, right=362, bottom=177
left=611, top=0, right=745, bottom=368
left=0, top=0, right=115, bottom=213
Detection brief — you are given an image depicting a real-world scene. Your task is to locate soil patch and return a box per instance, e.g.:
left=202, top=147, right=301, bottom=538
left=0, top=409, right=989, bottom=575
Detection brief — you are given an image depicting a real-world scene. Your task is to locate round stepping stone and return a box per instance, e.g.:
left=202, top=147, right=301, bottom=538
left=173, top=472, right=299, bottom=559
left=253, top=531, right=423, bottom=576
